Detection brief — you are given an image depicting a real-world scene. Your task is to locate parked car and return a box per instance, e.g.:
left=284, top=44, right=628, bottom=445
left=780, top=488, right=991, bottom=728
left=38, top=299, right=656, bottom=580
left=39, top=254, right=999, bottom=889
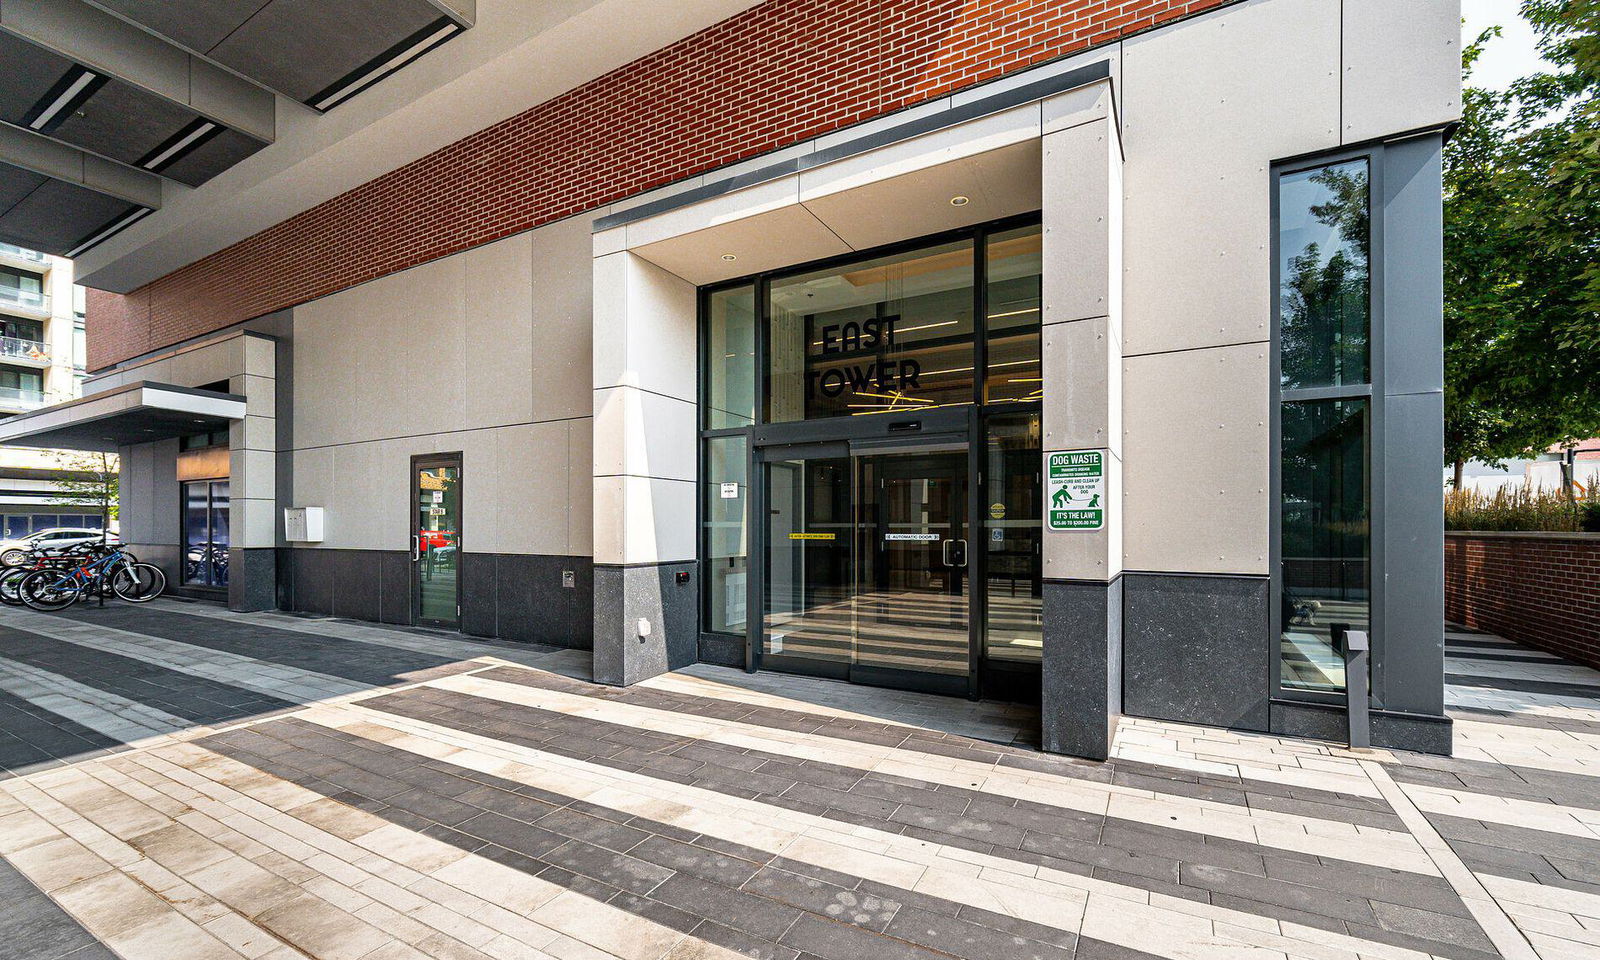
left=0, top=528, right=117, bottom=567
left=419, top=530, right=456, bottom=551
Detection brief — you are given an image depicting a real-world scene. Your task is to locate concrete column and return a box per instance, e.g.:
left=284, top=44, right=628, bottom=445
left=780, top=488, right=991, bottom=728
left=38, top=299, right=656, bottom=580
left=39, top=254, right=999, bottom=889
left=228, top=333, right=278, bottom=611
left=591, top=251, right=700, bottom=685
left=1039, top=81, right=1125, bottom=759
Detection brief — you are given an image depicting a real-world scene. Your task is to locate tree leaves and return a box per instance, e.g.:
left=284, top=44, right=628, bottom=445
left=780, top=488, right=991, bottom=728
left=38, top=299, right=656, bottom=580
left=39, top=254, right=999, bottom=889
left=1445, top=4, right=1600, bottom=470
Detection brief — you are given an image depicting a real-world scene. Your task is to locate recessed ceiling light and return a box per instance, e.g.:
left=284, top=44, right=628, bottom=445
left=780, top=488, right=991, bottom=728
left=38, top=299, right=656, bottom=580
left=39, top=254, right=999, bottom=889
left=721, top=254, right=738, bottom=261
left=950, top=195, right=971, bottom=206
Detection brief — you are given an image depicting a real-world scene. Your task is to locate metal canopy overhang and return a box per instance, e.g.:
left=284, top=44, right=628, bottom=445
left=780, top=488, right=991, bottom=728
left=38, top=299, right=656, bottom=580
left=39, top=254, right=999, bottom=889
left=0, top=381, right=244, bottom=452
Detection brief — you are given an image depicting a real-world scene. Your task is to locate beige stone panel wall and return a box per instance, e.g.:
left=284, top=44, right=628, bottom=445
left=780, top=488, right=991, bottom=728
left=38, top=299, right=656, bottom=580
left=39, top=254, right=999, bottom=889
left=286, top=217, right=597, bottom=557
left=1342, top=0, right=1461, bottom=145
left=1119, top=0, right=1341, bottom=358
left=1122, top=341, right=1270, bottom=575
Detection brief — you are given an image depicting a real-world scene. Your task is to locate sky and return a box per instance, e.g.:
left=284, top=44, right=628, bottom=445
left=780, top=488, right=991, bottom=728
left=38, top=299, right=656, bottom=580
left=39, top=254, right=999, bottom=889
left=1460, top=0, right=1555, bottom=90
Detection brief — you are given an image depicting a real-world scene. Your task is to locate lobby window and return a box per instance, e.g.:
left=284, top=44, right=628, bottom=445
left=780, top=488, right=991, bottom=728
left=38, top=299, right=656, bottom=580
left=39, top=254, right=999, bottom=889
left=767, top=239, right=976, bottom=422
left=1275, top=157, right=1372, bottom=695
left=181, top=429, right=230, bottom=450
left=701, top=435, right=748, bottom=635
left=983, top=411, right=1042, bottom=663
left=183, top=480, right=230, bottom=588
left=984, top=226, right=1042, bottom=403
left=704, top=284, right=756, bottom=429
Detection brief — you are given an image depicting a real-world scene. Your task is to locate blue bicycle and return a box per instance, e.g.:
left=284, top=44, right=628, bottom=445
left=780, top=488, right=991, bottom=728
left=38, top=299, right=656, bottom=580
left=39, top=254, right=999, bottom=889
left=18, top=545, right=165, bottom=610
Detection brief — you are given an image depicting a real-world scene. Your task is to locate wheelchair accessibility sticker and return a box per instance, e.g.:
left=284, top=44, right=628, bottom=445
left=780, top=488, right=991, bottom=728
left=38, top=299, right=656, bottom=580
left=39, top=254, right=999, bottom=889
left=1046, top=450, right=1105, bottom=531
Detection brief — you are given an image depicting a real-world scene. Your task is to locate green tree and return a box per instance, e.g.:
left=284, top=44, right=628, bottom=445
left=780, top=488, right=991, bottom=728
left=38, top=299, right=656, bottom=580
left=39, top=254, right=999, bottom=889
left=1444, top=2, right=1600, bottom=484
left=48, top=450, right=118, bottom=535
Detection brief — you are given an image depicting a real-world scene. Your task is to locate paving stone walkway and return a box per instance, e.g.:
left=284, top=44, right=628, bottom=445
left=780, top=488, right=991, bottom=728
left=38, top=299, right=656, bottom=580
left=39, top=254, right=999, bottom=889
left=0, top=600, right=1596, bottom=960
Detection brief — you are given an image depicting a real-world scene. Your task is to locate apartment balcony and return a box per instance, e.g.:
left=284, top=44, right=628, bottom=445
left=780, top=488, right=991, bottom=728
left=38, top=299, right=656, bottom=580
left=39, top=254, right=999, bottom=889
left=0, top=244, right=48, bottom=271
left=0, top=386, right=49, bottom=414
left=0, top=287, right=50, bottom=319
left=0, top=337, right=52, bottom=368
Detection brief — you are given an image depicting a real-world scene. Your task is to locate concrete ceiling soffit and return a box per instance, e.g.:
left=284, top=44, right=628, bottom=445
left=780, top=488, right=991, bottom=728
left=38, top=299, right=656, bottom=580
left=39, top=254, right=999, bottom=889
left=83, top=0, right=476, bottom=111
left=0, top=120, right=162, bottom=257
left=0, top=0, right=274, bottom=186
left=629, top=140, right=1044, bottom=287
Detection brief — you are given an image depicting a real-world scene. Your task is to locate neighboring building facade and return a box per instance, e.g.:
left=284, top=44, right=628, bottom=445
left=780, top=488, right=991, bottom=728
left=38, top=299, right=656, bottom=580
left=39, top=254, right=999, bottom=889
left=0, top=0, right=1460, bottom=757
left=0, top=247, right=106, bottom=534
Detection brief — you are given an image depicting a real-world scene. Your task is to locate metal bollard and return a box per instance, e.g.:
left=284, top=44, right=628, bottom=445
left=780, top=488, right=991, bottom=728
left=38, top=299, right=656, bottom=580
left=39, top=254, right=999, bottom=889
left=1337, top=624, right=1371, bottom=750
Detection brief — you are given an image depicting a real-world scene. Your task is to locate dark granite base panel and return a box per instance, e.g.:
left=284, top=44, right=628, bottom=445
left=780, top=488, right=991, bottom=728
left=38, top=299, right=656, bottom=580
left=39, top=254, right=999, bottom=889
left=1270, top=700, right=1453, bottom=756
left=279, top=548, right=396, bottom=622
left=228, top=547, right=278, bottom=613
left=279, top=549, right=593, bottom=648
left=698, top=632, right=745, bottom=669
left=464, top=553, right=594, bottom=649
left=594, top=562, right=699, bottom=687
left=1041, top=577, right=1122, bottom=761
left=1122, top=573, right=1271, bottom=732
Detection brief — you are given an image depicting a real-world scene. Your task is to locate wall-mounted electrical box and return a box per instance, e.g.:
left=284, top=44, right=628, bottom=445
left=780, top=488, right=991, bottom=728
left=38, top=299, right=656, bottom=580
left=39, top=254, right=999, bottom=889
left=283, top=506, right=325, bottom=542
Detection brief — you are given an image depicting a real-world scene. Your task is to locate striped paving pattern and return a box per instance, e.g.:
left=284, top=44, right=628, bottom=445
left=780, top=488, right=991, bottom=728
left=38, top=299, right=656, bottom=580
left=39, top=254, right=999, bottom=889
left=0, top=604, right=1594, bottom=958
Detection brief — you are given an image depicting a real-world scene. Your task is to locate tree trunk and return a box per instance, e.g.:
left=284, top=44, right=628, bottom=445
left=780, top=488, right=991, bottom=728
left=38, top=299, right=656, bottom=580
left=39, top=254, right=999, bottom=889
left=1452, top=460, right=1464, bottom=489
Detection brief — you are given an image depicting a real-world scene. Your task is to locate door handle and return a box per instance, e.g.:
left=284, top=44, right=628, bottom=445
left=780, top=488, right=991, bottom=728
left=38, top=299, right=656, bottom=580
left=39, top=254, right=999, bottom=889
left=941, top=539, right=953, bottom=567
left=411, top=534, right=420, bottom=562
left=952, top=539, right=968, bottom=568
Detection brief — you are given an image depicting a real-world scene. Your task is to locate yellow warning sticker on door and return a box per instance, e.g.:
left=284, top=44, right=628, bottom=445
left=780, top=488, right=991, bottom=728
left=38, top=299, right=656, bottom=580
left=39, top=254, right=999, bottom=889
left=787, top=532, right=836, bottom=541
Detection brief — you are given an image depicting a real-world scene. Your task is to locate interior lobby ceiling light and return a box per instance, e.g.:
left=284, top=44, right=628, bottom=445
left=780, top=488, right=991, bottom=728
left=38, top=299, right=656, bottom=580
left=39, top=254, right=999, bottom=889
left=949, top=195, right=971, bottom=206
left=721, top=254, right=738, bottom=261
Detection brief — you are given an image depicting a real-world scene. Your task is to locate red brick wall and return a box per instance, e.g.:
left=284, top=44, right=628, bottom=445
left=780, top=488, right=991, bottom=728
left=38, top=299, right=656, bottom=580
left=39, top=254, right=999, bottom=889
left=88, top=0, right=1232, bottom=371
left=1445, top=533, right=1600, bottom=668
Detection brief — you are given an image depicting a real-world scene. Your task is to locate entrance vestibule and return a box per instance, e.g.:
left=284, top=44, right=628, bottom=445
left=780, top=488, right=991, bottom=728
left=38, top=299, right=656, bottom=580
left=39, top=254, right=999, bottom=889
left=701, top=217, right=1045, bottom=701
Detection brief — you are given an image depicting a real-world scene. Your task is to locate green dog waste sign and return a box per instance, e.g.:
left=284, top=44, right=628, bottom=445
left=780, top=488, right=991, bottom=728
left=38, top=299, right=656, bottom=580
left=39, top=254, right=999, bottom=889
left=1046, top=450, right=1106, bottom=531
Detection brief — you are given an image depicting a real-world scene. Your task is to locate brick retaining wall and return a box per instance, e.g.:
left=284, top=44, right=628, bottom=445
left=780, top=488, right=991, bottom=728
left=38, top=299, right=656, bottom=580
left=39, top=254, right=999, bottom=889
left=1445, top=532, right=1600, bottom=669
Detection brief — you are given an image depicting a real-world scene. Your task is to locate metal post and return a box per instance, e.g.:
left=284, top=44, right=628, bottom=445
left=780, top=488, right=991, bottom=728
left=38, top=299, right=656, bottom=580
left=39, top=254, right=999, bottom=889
left=1337, top=623, right=1370, bottom=749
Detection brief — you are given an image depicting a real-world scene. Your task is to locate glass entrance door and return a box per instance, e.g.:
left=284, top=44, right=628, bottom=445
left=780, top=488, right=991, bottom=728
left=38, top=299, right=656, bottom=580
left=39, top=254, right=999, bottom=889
left=761, top=443, right=972, bottom=695
left=412, top=456, right=461, bottom=627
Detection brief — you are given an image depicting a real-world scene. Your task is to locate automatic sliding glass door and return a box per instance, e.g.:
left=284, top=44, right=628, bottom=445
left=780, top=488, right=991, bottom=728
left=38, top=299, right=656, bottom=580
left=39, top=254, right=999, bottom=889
left=760, top=440, right=972, bottom=695
left=763, top=451, right=854, bottom=678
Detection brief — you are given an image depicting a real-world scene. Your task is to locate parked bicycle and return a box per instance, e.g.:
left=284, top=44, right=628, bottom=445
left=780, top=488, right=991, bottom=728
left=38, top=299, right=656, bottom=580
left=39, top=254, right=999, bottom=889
left=0, top=550, right=79, bottom=606
left=0, top=540, right=138, bottom=606
left=14, top=543, right=165, bottom=611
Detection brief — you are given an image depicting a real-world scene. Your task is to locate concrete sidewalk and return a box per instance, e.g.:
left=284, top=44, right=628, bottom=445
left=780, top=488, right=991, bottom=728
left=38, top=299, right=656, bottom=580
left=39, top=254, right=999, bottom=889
left=0, top=600, right=1595, bottom=960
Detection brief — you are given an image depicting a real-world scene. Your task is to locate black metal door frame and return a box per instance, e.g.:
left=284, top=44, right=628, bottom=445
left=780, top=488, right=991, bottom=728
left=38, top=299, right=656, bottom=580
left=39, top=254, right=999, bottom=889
left=410, top=452, right=462, bottom=629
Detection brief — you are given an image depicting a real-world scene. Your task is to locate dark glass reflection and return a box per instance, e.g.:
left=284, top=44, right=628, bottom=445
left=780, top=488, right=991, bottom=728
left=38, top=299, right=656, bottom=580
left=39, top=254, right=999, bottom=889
left=1280, top=399, right=1369, bottom=693
left=210, top=482, right=230, bottom=587
left=1279, top=160, right=1370, bottom=389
